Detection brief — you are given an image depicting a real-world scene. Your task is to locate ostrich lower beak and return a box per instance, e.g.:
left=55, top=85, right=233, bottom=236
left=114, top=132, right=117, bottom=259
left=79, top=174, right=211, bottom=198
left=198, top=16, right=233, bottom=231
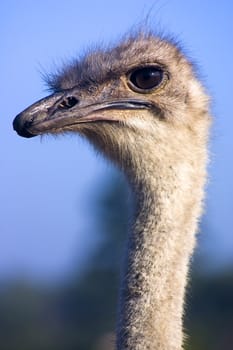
left=13, top=91, right=154, bottom=138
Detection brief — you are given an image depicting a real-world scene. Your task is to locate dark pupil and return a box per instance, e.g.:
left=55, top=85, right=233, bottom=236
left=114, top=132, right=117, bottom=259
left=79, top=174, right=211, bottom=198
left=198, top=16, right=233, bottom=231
left=130, top=67, right=163, bottom=90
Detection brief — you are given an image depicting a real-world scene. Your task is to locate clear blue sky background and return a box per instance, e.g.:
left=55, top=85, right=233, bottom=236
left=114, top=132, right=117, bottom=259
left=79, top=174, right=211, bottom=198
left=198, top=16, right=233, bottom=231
left=1, top=0, right=233, bottom=283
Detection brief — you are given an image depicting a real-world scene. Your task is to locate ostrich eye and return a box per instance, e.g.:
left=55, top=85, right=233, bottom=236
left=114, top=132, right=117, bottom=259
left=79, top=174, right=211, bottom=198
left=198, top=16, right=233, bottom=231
left=129, top=66, right=164, bottom=92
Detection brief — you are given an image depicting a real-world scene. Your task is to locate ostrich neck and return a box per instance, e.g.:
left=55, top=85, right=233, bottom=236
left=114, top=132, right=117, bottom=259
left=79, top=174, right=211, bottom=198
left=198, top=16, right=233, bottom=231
left=116, top=152, right=206, bottom=350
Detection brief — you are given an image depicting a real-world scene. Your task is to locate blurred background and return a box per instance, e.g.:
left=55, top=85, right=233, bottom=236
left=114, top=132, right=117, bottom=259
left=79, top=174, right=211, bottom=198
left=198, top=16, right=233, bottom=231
left=1, top=1, right=233, bottom=349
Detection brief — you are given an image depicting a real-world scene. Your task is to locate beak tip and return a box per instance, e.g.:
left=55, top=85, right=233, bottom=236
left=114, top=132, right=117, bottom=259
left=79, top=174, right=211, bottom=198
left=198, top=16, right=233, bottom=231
left=13, top=114, right=36, bottom=138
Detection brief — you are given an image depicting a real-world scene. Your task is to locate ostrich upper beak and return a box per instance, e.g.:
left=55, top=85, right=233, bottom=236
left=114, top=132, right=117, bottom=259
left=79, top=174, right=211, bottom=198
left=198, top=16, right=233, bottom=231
left=13, top=91, right=153, bottom=138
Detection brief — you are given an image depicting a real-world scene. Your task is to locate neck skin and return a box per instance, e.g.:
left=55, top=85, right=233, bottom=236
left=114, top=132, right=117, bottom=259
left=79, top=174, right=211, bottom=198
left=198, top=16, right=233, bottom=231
left=116, top=138, right=207, bottom=350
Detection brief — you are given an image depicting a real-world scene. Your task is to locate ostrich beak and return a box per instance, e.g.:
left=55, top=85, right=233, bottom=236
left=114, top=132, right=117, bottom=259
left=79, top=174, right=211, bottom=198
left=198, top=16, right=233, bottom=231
left=13, top=91, right=153, bottom=138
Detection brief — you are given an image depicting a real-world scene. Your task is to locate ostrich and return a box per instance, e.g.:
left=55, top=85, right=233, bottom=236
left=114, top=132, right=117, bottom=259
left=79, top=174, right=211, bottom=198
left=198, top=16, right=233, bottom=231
left=13, top=31, right=210, bottom=350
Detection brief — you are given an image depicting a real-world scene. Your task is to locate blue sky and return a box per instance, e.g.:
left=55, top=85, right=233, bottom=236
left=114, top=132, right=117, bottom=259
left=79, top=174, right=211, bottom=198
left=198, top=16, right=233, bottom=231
left=1, top=0, right=233, bottom=283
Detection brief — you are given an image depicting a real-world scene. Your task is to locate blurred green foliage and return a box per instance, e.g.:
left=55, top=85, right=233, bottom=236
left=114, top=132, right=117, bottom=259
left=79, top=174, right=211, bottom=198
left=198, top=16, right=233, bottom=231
left=0, top=174, right=232, bottom=349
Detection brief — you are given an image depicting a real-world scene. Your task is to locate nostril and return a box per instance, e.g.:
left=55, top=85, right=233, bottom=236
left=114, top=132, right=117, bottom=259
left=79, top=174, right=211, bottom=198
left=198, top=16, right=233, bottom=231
left=67, top=96, right=79, bottom=107
left=58, top=96, right=79, bottom=110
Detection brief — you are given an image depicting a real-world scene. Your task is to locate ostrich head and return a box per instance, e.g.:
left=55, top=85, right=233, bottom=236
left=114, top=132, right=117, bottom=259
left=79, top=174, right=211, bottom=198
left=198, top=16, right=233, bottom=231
left=13, top=32, right=209, bottom=184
